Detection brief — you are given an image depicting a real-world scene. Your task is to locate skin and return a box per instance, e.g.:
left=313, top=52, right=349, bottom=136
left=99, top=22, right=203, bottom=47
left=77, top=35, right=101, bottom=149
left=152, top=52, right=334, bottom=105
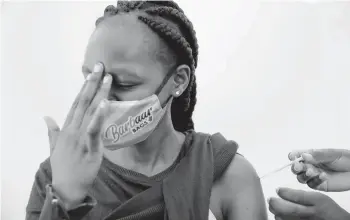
left=84, top=14, right=189, bottom=173
left=268, top=188, right=350, bottom=220
left=46, top=13, right=267, bottom=220
left=289, top=149, right=350, bottom=192
left=266, top=149, right=350, bottom=220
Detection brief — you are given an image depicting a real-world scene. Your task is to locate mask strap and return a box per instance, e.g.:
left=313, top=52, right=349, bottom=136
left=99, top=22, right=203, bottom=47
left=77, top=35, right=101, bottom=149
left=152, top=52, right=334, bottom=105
left=154, top=65, right=178, bottom=96
left=154, top=65, right=178, bottom=109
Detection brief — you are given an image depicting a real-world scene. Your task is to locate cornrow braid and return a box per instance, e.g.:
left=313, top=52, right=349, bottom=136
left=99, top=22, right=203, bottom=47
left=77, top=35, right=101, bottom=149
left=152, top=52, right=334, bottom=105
left=144, top=7, right=198, bottom=67
left=95, top=1, right=199, bottom=132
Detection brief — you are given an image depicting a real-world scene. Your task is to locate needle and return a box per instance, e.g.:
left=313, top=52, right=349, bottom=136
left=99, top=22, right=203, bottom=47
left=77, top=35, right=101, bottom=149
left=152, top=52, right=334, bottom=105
left=259, top=157, right=303, bottom=179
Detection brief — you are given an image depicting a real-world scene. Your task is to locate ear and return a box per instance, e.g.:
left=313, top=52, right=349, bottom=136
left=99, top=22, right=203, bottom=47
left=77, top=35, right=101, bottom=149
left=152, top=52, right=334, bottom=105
left=172, top=64, right=191, bottom=97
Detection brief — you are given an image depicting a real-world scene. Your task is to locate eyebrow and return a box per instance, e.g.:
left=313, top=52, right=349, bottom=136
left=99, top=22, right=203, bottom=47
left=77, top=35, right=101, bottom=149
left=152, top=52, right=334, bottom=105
left=81, top=65, right=143, bottom=81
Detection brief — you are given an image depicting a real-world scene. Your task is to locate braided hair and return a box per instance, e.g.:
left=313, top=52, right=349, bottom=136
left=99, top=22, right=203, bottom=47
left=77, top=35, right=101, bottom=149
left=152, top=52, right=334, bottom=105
left=95, top=1, right=199, bottom=132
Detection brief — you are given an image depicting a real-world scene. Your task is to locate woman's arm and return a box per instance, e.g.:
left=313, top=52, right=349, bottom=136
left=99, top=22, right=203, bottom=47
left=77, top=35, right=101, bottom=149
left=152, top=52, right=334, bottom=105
left=217, top=154, right=268, bottom=220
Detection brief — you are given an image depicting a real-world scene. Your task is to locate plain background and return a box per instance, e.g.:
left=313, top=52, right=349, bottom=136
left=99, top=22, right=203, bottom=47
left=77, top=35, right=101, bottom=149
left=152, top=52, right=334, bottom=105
left=1, top=1, right=350, bottom=220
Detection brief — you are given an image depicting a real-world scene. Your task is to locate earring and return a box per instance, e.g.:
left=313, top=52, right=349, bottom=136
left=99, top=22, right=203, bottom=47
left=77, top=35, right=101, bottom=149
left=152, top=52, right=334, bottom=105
left=175, top=90, right=180, bottom=96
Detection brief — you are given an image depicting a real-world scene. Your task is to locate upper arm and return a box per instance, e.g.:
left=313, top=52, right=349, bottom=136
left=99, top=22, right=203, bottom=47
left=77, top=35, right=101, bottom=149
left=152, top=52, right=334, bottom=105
left=218, top=154, right=268, bottom=220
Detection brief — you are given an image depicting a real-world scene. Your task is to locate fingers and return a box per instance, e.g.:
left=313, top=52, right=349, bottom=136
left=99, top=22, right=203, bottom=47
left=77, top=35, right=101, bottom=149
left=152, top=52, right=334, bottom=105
left=43, top=116, right=60, bottom=153
left=268, top=196, right=314, bottom=217
left=289, top=149, right=342, bottom=165
left=86, top=100, right=108, bottom=152
left=63, top=81, right=88, bottom=128
left=71, top=63, right=104, bottom=128
left=288, top=150, right=310, bottom=161
left=291, top=160, right=306, bottom=175
left=293, top=163, right=350, bottom=192
left=276, top=187, right=315, bottom=206
left=86, top=74, right=112, bottom=117
left=306, top=175, right=326, bottom=190
left=296, top=164, right=322, bottom=183
left=291, top=161, right=327, bottom=190
left=288, top=149, right=314, bottom=161
left=314, top=172, right=350, bottom=192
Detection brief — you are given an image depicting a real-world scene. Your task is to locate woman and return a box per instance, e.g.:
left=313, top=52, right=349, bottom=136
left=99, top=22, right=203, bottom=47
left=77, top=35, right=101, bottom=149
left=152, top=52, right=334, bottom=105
left=26, top=1, right=267, bottom=220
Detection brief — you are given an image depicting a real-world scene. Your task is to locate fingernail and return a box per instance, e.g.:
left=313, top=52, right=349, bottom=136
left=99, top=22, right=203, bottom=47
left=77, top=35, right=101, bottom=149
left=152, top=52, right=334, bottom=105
left=319, top=172, right=327, bottom=180
left=302, top=153, right=313, bottom=160
left=94, top=63, right=103, bottom=73
left=86, top=74, right=92, bottom=81
left=267, top=198, right=271, bottom=204
left=103, top=74, right=110, bottom=84
left=293, top=164, right=300, bottom=172
left=306, top=169, right=314, bottom=176
left=276, top=188, right=280, bottom=194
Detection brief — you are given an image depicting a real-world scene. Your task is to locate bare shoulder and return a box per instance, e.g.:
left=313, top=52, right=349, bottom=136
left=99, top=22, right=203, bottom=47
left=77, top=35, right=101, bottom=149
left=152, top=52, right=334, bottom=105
left=211, top=154, right=267, bottom=220
left=217, top=154, right=260, bottom=201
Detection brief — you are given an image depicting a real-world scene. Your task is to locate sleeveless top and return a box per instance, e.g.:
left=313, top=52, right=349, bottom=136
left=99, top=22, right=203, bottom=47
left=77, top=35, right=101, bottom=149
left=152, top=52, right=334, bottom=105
left=26, top=130, right=238, bottom=220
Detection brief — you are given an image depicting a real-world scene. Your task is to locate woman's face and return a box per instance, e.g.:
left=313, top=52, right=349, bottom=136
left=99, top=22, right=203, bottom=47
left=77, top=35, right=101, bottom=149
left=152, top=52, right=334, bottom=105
left=82, top=14, right=174, bottom=104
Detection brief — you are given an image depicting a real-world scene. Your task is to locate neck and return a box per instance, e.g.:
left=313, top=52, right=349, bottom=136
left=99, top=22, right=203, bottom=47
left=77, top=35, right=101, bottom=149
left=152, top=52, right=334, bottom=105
left=104, top=108, right=186, bottom=174
left=132, top=113, right=183, bottom=165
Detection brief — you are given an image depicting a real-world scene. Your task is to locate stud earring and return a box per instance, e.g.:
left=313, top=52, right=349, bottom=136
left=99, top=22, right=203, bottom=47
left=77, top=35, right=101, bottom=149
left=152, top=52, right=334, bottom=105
left=175, top=90, right=180, bottom=96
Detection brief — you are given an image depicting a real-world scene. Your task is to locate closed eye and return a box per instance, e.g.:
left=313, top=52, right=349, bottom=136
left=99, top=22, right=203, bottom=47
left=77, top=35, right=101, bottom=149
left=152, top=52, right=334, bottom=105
left=112, top=81, right=138, bottom=90
left=119, top=83, right=135, bottom=88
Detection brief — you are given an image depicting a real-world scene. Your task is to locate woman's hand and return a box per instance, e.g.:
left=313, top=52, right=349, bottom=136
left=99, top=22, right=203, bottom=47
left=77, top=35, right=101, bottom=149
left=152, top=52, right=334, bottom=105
left=268, top=187, right=350, bottom=220
left=43, top=63, right=112, bottom=210
left=289, top=149, right=350, bottom=192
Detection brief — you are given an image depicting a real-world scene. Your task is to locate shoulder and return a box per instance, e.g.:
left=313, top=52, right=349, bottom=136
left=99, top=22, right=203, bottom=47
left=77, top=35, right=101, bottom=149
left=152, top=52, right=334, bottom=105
left=39, top=157, right=52, bottom=172
left=215, top=154, right=267, bottom=219
left=216, top=153, right=259, bottom=192
left=35, top=157, right=52, bottom=183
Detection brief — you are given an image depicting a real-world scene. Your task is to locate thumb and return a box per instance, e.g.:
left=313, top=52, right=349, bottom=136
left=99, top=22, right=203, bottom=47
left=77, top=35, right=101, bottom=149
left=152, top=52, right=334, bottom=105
left=43, top=116, right=60, bottom=153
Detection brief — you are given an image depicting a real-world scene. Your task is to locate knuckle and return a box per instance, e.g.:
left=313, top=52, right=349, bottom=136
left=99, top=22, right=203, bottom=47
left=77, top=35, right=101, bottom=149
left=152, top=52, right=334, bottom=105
left=96, top=88, right=108, bottom=99
left=81, top=143, right=89, bottom=154
left=86, top=106, right=96, bottom=117
left=291, top=206, right=302, bottom=216
left=65, top=127, right=76, bottom=135
left=308, top=176, right=323, bottom=188
left=64, top=129, right=79, bottom=142
left=81, top=96, right=91, bottom=105
left=88, top=74, right=98, bottom=82
left=86, top=128, right=97, bottom=136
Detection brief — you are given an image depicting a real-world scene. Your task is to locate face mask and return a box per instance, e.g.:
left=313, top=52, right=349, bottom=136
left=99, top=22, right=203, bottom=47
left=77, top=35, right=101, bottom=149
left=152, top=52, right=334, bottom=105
left=101, top=66, right=176, bottom=150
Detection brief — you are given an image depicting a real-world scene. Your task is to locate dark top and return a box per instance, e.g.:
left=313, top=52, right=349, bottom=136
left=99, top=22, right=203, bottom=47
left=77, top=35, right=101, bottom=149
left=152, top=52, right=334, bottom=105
left=26, top=130, right=239, bottom=220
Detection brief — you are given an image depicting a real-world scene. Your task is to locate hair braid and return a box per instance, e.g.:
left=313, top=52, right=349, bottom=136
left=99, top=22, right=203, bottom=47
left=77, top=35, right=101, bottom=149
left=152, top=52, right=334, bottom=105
left=96, top=1, right=199, bottom=132
left=144, top=7, right=198, bottom=67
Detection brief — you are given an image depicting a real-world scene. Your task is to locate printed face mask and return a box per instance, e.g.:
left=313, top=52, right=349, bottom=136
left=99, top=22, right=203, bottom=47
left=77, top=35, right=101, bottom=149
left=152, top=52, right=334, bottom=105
left=101, top=66, right=176, bottom=151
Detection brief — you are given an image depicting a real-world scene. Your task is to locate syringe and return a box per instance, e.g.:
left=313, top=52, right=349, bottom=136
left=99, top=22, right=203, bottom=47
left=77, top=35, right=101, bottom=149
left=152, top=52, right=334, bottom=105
left=259, top=157, right=304, bottom=179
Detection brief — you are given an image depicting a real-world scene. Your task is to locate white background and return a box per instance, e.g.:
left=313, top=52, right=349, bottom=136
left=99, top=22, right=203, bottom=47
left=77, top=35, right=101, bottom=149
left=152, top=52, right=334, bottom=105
left=1, top=1, right=350, bottom=220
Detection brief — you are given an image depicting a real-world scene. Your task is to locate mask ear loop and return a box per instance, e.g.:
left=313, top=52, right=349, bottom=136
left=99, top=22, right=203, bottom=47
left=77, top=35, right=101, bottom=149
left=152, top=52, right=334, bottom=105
left=154, top=65, right=178, bottom=108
